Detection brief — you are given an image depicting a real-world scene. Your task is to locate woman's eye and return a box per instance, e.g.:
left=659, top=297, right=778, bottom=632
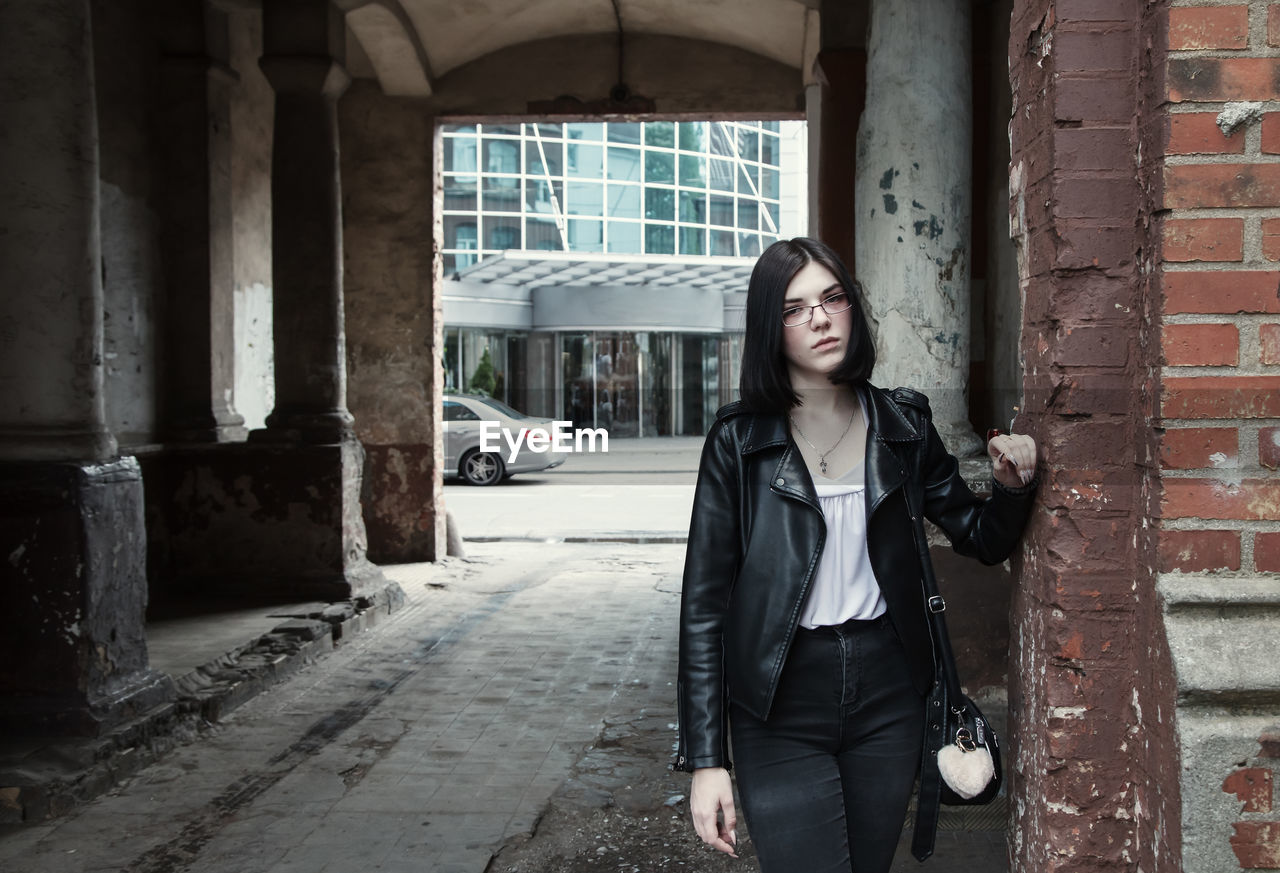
left=782, top=307, right=803, bottom=318
left=825, top=293, right=848, bottom=305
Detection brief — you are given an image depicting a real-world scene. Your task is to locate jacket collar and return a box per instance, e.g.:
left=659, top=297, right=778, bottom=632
left=740, top=383, right=921, bottom=455
left=741, top=384, right=922, bottom=516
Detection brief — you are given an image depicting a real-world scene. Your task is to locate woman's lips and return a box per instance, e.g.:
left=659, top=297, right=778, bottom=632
left=812, top=337, right=839, bottom=351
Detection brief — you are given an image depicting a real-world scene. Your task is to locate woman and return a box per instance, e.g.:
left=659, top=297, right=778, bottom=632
left=675, top=238, right=1037, bottom=873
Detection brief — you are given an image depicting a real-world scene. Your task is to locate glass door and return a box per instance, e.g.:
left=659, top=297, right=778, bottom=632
left=561, top=332, right=593, bottom=430
left=674, top=334, right=720, bottom=435
left=644, top=332, right=673, bottom=436
left=593, top=332, right=641, bottom=437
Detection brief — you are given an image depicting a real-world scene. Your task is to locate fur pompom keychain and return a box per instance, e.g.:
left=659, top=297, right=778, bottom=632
left=937, top=741, right=995, bottom=800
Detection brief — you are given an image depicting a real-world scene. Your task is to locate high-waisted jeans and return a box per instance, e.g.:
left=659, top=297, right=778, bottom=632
left=730, top=614, right=925, bottom=873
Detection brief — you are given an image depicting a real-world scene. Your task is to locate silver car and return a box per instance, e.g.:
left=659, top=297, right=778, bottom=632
left=443, top=394, right=568, bottom=485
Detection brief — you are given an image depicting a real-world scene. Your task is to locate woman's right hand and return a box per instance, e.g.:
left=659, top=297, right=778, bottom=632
left=690, top=766, right=739, bottom=858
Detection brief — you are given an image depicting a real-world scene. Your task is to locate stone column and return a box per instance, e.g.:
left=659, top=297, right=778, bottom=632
left=257, top=0, right=354, bottom=443
left=0, top=0, right=173, bottom=736
left=854, top=0, right=982, bottom=456
left=0, top=0, right=114, bottom=463
left=341, top=83, right=443, bottom=563
left=155, top=0, right=390, bottom=602
left=157, top=2, right=247, bottom=442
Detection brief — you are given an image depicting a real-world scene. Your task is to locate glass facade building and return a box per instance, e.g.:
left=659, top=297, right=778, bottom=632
left=442, top=119, right=805, bottom=438
left=442, top=120, right=788, bottom=273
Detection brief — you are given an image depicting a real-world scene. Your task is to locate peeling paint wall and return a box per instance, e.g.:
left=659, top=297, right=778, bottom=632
left=855, top=0, right=980, bottom=456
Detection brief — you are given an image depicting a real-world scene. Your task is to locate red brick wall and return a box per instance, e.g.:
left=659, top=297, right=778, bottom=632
left=1162, top=4, right=1280, bottom=870
left=1225, top=729, right=1280, bottom=869
left=1008, top=1, right=1179, bottom=871
left=1162, top=1, right=1280, bottom=579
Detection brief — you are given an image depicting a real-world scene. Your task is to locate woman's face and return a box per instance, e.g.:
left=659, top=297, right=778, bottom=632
left=780, top=260, right=852, bottom=382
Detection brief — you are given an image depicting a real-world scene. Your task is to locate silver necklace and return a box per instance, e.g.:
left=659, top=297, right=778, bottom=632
left=789, top=405, right=858, bottom=475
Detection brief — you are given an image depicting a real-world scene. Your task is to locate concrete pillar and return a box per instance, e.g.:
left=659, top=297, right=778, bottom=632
left=257, top=0, right=354, bottom=443
left=0, top=0, right=115, bottom=463
left=0, top=0, right=173, bottom=736
left=854, top=0, right=982, bottom=456
left=157, top=2, right=247, bottom=443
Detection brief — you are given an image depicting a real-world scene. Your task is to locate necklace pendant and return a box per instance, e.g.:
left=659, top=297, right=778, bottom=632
left=819, top=458, right=828, bottom=474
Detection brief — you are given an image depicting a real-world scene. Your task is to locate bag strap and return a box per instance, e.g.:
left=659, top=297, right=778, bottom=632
left=905, top=483, right=965, bottom=707
left=903, top=464, right=964, bottom=862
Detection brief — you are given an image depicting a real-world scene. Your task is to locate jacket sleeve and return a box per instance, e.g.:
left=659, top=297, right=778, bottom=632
left=915, top=403, right=1036, bottom=566
left=674, top=418, right=742, bottom=772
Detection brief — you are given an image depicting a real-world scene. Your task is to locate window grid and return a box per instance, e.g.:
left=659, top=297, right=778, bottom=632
left=441, top=120, right=784, bottom=271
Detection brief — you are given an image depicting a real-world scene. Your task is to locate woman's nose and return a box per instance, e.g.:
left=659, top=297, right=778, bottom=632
left=810, top=304, right=831, bottom=328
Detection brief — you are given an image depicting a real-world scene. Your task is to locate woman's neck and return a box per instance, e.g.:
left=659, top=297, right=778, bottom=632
left=790, top=380, right=856, bottom=419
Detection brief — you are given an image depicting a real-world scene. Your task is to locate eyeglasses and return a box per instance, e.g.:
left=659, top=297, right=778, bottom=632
left=782, top=292, right=854, bottom=327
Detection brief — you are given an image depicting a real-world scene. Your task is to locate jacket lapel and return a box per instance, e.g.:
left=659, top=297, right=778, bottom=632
left=741, top=412, right=821, bottom=514
left=862, top=385, right=920, bottom=516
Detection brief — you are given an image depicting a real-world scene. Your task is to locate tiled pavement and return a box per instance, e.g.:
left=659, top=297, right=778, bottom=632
left=5, top=543, right=688, bottom=873
left=5, top=540, right=1005, bottom=873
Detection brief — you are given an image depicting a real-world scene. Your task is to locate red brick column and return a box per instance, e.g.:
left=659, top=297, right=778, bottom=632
left=1007, top=1, right=1179, bottom=871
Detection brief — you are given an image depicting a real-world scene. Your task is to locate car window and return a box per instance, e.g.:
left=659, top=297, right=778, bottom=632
left=471, top=397, right=532, bottom=419
left=444, top=401, right=481, bottom=422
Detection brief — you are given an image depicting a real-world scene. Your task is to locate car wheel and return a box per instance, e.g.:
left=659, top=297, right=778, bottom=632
left=460, top=449, right=504, bottom=486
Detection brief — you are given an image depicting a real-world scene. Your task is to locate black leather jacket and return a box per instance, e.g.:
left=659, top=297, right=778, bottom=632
left=674, top=383, right=1036, bottom=772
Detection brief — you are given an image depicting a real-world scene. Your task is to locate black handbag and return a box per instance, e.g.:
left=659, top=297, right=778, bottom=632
left=904, top=485, right=1004, bottom=862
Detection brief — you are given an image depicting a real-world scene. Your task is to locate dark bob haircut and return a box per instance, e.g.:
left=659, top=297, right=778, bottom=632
left=738, top=237, right=876, bottom=414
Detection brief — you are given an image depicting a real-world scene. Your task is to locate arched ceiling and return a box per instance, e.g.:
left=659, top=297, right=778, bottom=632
left=339, top=0, right=819, bottom=97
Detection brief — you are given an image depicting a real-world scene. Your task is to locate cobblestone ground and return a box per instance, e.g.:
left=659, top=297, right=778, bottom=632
left=4, top=541, right=1005, bottom=873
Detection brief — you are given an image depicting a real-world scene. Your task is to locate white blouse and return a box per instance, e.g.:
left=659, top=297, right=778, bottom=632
left=797, top=401, right=887, bottom=629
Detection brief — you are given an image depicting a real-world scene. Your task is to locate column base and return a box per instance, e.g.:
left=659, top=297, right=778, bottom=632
left=934, top=420, right=985, bottom=458
left=0, top=426, right=118, bottom=462
left=167, top=419, right=249, bottom=444
left=0, top=458, right=177, bottom=738
left=362, top=443, right=443, bottom=563
left=0, top=671, right=176, bottom=738
left=255, top=410, right=355, bottom=445
left=140, top=438, right=387, bottom=601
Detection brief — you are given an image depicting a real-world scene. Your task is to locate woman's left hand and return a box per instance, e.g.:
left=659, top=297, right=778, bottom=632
left=987, top=432, right=1037, bottom=489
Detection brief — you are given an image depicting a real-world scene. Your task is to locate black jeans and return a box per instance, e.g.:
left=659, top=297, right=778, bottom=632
left=730, top=615, right=925, bottom=873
